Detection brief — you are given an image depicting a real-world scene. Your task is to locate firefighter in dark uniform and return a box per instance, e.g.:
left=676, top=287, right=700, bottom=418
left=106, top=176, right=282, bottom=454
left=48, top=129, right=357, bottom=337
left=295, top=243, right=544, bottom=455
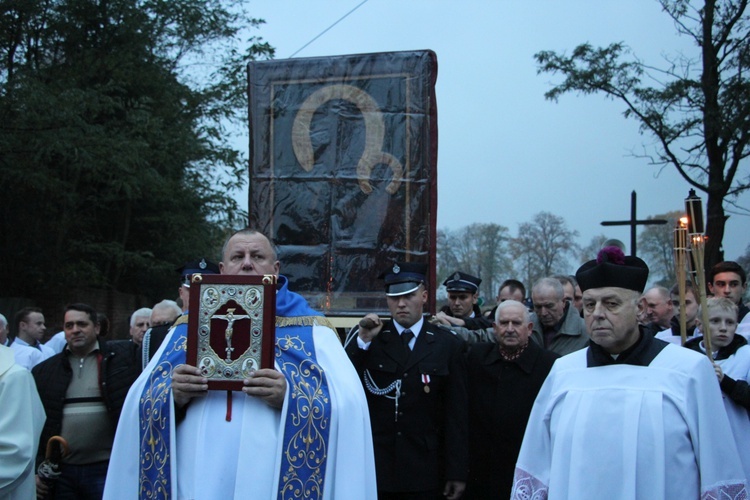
left=346, top=262, right=468, bottom=500
left=435, top=271, right=493, bottom=331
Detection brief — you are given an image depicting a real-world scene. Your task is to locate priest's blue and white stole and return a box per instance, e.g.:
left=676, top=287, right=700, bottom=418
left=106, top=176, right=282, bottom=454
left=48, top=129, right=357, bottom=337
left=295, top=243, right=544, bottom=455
left=276, top=321, right=332, bottom=500
left=138, top=318, right=187, bottom=499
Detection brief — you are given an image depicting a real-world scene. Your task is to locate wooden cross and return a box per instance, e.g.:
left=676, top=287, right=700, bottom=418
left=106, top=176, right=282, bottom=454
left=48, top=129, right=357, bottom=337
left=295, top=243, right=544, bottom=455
left=600, top=191, right=667, bottom=257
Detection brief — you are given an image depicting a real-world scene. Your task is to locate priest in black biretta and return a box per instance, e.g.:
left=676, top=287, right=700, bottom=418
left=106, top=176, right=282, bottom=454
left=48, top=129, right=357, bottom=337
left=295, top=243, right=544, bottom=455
left=576, top=246, right=649, bottom=294
left=510, top=251, right=748, bottom=497
left=576, top=246, right=656, bottom=365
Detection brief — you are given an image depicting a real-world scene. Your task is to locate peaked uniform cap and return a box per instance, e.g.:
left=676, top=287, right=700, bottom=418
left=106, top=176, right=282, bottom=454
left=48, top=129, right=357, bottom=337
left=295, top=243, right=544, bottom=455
left=576, top=246, right=649, bottom=293
left=379, top=262, right=428, bottom=297
left=443, top=271, right=481, bottom=293
left=176, top=258, right=220, bottom=287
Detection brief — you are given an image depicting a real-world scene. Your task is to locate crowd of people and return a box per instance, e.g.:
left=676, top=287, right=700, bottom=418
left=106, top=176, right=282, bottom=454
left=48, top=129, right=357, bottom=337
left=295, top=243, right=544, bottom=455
left=1, top=228, right=749, bottom=499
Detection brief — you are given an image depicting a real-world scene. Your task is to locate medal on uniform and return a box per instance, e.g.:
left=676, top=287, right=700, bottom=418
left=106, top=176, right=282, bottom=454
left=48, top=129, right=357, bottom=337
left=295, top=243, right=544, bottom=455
left=422, top=374, right=430, bottom=393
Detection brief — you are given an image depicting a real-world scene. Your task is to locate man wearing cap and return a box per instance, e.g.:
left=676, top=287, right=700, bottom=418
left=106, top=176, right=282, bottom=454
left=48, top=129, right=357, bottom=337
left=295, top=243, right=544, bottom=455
left=105, top=229, right=376, bottom=499
left=511, top=247, right=747, bottom=499
left=346, top=262, right=468, bottom=500
left=435, top=271, right=493, bottom=331
left=176, top=257, right=221, bottom=313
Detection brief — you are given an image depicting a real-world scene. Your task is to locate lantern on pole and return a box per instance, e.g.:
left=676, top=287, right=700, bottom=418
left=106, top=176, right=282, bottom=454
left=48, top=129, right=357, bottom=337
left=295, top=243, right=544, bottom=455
left=685, top=189, right=704, bottom=234
left=683, top=190, right=713, bottom=360
left=673, top=218, right=689, bottom=346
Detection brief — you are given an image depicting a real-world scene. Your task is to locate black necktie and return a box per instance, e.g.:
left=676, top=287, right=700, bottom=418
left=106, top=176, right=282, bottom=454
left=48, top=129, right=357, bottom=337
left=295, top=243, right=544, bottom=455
left=402, top=329, right=414, bottom=351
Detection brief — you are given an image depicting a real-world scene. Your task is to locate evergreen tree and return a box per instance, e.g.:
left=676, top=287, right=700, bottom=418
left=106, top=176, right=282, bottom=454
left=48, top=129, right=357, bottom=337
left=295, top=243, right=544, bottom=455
left=0, top=0, right=274, bottom=300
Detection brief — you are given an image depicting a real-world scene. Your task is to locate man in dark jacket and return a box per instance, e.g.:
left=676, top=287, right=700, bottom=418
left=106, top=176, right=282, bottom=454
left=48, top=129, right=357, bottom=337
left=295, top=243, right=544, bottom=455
left=464, top=300, right=558, bottom=499
left=32, top=303, right=140, bottom=499
left=347, top=262, right=468, bottom=500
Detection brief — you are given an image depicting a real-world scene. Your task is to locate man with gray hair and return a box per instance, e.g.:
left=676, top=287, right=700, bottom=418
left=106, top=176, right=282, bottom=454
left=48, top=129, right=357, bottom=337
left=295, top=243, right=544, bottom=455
left=465, top=300, right=558, bottom=499
left=128, top=307, right=151, bottom=347
left=149, top=300, right=181, bottom=328
left=641, top=285, right=674, bottom=336
left=512, top=247, right=747, bottom=498
left=141, top=300, right=183, bottom=370
left=530, top=277, right=588, bottom=356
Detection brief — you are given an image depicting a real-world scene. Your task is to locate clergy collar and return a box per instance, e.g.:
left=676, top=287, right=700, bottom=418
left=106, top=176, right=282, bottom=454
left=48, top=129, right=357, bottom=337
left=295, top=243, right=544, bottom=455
left=587, top=326, right=667, bottom=367
left=686, top=334, right=747, bottom=361
left=715, top=334, right=746, bottom=360
left=669, top=315, right=698, bottom=337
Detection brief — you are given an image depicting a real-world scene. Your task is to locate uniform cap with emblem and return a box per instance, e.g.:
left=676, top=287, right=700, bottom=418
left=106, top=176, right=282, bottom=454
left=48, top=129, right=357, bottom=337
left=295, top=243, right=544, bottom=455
left=176, top=258, right=220, bottom=287
left=379, top=262, right=428, bottom=297
left=443, top=271, right=481, bottom=293
left=575, top=246, right=649, bottom=293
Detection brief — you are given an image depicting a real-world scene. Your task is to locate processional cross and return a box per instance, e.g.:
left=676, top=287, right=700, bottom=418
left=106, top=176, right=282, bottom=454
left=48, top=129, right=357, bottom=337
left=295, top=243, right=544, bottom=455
left=212, top=308, right=250, bottom=362
left=600, top=191, right=667, bottom=257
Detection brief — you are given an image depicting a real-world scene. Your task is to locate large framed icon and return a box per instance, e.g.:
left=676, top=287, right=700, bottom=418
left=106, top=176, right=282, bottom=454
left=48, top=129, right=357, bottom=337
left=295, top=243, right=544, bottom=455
left=248, top=50, right=438, bottom=317
left=186, top=274, right=277, bottom=391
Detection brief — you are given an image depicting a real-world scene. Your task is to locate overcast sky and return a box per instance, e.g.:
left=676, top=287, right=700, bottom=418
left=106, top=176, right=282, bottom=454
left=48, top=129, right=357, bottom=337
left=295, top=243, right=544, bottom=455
left=236, top=0, right=749, bottom=268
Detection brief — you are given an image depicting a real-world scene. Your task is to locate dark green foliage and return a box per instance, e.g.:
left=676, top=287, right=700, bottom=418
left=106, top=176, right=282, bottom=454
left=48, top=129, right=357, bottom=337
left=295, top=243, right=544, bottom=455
left=0, top=0, right=274, bottom=301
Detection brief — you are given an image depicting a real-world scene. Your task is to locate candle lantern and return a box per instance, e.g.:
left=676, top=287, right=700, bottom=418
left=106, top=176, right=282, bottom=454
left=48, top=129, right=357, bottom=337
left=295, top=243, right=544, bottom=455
left=684, top=189, right=704, bottom=234
left=681, top=190, right=713, bottom=359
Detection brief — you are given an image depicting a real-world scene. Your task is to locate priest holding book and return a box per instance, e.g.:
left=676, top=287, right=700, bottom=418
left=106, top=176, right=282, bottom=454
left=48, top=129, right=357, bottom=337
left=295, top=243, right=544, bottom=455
left=104, top=228, right=376, bottom=499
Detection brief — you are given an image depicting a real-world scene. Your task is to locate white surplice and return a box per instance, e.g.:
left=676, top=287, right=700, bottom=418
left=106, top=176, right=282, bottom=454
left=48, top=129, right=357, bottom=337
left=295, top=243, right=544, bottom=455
left=654, top=326, right=700, bottom=345
left=512, top=344, right=748, bottom=499
left=0, top=345, right=45, bottom=500
left=104, top=322, right=376, bottom=499
left=737, top=314, right=750, bottom=343
left=713, top=343, right=750, bottom=482
left=10, top=338, right=54, bottom=370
